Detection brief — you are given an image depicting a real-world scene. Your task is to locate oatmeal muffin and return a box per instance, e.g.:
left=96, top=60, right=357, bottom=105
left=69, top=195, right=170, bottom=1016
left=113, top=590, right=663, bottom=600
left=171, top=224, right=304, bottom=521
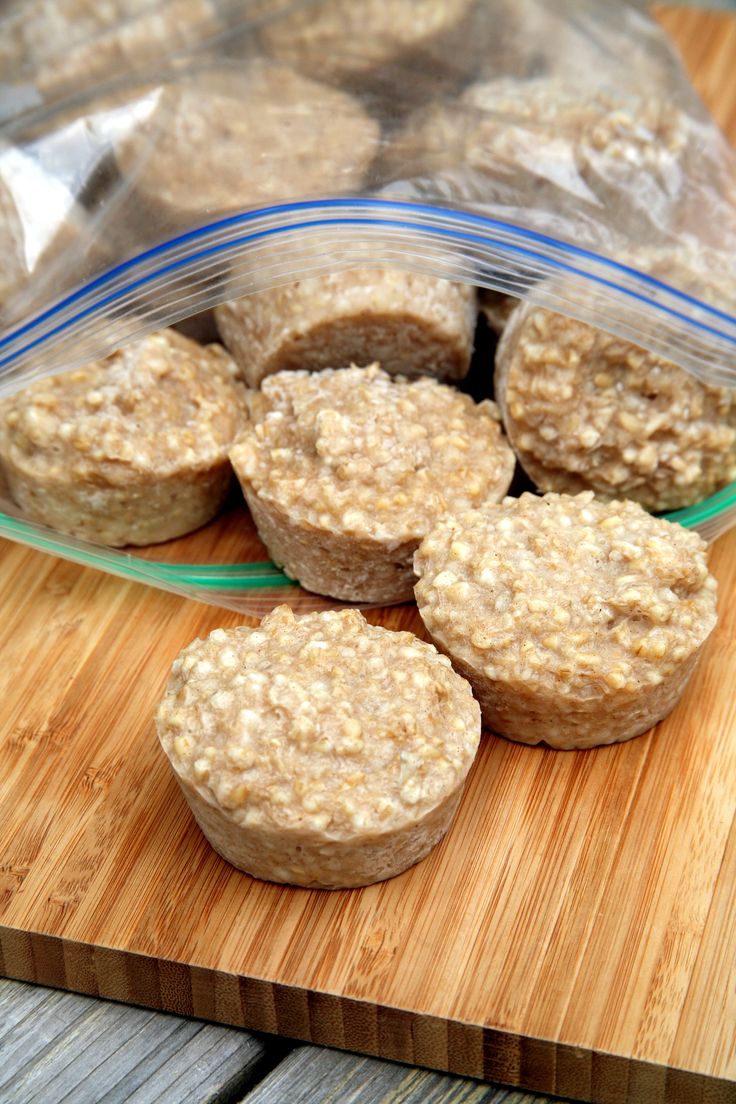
left=0, top=0, right=221, bottom=101
left=111, top=59, right=379, bottom=221
left=214, top=269, right=478, bottom=387
left=0, top=329, right=245, bottom=546
left=387, top=78, right=695, bottom=243
left=415, top=491, right=718, bottom=750
left=259, top=0, right=477, bottom=87
left=229, top=364, right=515, bottom=603
left=495, top=303, right=736, bottom=512
left=156, top=606, right=481, bottom=888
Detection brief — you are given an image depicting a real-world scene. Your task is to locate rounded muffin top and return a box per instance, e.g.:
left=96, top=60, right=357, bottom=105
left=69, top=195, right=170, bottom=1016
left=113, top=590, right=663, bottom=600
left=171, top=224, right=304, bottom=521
left=414, top=491, right=718, bottom=696
left=261, top=0, right=476, bottom=76
left=156, top=605, right=480, bottom=838
left=390, top=77, right=691, bottom=187
left=113, top=59, right=379, bottom=213
left=461, top=77, right=689, bottom=162
left=0, top=329, right=245, bottom=482
left=229, top=363, right=515, bottom=544
left=496, top=305, right=736, bottom=511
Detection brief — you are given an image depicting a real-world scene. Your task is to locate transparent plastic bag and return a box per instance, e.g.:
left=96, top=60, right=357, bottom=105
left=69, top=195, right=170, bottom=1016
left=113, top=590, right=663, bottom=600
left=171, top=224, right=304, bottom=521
left=0, top=0, right=735, bottom=613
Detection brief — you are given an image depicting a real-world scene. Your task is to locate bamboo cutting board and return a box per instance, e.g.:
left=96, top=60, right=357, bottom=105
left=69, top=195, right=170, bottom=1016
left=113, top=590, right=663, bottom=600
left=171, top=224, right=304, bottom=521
left=1, top=9, right=736, bottom=1103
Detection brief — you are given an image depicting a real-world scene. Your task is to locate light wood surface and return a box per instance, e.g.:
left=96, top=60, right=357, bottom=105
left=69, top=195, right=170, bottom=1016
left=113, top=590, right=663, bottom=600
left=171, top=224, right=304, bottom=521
left=1, top=8, right=736, bottom=1104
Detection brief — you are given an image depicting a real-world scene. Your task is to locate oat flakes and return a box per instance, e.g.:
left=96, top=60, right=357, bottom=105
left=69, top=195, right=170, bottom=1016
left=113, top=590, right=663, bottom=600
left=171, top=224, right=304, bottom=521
left=495, top=303, right=736, bottom=511
left=111, top=60, right=379, bottom=219
left=156, top=605, right=481, bottom=888
left=0, top=328, right=246, bottom=545
left=229, top=364, right=515, bottom=603
left=414, top=491, right=718, bottom=749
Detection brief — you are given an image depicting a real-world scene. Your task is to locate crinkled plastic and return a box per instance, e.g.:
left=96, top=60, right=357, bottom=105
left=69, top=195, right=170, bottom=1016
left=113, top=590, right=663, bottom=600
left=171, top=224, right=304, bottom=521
left=0, top=0, right=735, bottom=613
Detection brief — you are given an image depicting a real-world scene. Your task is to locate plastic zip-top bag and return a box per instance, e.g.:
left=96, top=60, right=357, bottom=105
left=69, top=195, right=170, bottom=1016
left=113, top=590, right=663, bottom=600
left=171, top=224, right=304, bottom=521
left=0, top=0, right=734, bottom=614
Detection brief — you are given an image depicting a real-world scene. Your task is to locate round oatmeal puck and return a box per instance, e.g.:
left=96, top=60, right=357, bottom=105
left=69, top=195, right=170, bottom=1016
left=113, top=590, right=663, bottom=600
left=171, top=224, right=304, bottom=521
left=414, top=491, right=718, bottom=750
left=156, top=606, right=481, bottom=889
left=229, top=364, right=515, bottom=604
left=111, top=59, right=379, bottom=220
left=214, top=269, right=478, bottom=387
left=3, top=0, right=221, bottom=102
left=387, top=78, right=695, bottom=243
left=495, top=303, right=736, bottom=512
left=0, top=329, right=245, bottom=546
left=259, top=0, right=477, bottom=87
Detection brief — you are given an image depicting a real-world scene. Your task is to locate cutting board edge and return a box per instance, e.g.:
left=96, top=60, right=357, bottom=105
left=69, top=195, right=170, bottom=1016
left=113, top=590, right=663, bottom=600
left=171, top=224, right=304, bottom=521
left=2, top=924, right=732, bottom=1104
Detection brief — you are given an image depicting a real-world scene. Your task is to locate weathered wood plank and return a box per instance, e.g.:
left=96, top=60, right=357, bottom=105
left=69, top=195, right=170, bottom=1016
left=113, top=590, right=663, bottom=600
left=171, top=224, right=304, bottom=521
left=238, top=1046, right=566, bottom=1104
left=0, top=979, right=282, bottom=1104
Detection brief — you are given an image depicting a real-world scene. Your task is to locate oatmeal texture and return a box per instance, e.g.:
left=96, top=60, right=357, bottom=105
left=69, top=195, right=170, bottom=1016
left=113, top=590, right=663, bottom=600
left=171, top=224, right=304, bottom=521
left=389, top=78, right=695, bottom=241
left=479, top=241, right=736, bottom=346
left=7, top=0, right=220, bottom=99
left=496, top=303, right=736, bottom=511
left=0, top=328, right=246, bottom=546
left=156, top=605, right=481, bottom=888
left=260, top=0, right=476, bottom=83
left=621, top=241, right=736, bottom=321
left=463, top=78, right=689, bottom=185
left=229, top=364, right=515, bottom=603
left=0, top=181, right=26, bottom=311
left=215, top=269, right=477, bottom=387
left=414, top=491, right=718, bottom=749
left=112, top=59, right=379, bottom=217
left=0, top=173, right=94, bottom=324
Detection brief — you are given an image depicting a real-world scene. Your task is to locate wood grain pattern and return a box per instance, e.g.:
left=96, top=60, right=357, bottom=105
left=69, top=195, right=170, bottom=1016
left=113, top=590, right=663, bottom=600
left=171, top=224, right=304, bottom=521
left=1, top=8, right=736, bottom=1104
left=0, top=977, right=281, bottom=1104
left=0, top=979, right=546, bottom=1104
left=240, top=1045, right=552, bottom=1104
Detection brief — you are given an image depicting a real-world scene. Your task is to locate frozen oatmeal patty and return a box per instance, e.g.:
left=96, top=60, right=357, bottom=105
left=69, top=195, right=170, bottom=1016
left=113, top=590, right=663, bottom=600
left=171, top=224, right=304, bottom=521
left=111, top=59, right=378, bottom=219
left=156, top=606, right=481, bottom=888
left=414, top=491, right=718, bottom=750
left=388, top=78, right=696, bottom=242
left=229, top=364, right=515, bottom=604
left=260, top=0, right=477, bottom=85
left=0, top=0, right=221, bottom=101
left=495, top=303, right=736, bottom=511
left=0, top=329, right=245, bottom=546
left=214, top=269, right=478, bottom=387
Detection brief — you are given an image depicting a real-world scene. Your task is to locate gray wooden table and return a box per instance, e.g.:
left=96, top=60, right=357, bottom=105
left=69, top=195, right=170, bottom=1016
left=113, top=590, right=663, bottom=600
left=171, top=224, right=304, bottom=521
left=0, top=978, right=569, bottom=1104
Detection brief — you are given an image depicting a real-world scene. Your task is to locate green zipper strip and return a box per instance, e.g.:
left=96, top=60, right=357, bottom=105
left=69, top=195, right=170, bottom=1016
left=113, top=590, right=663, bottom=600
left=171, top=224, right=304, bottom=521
left=0, top=512, right=292, bottom=591
left=663, top=480, right=736, bottom=528
left=1, top=477, right=734, bottom=596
